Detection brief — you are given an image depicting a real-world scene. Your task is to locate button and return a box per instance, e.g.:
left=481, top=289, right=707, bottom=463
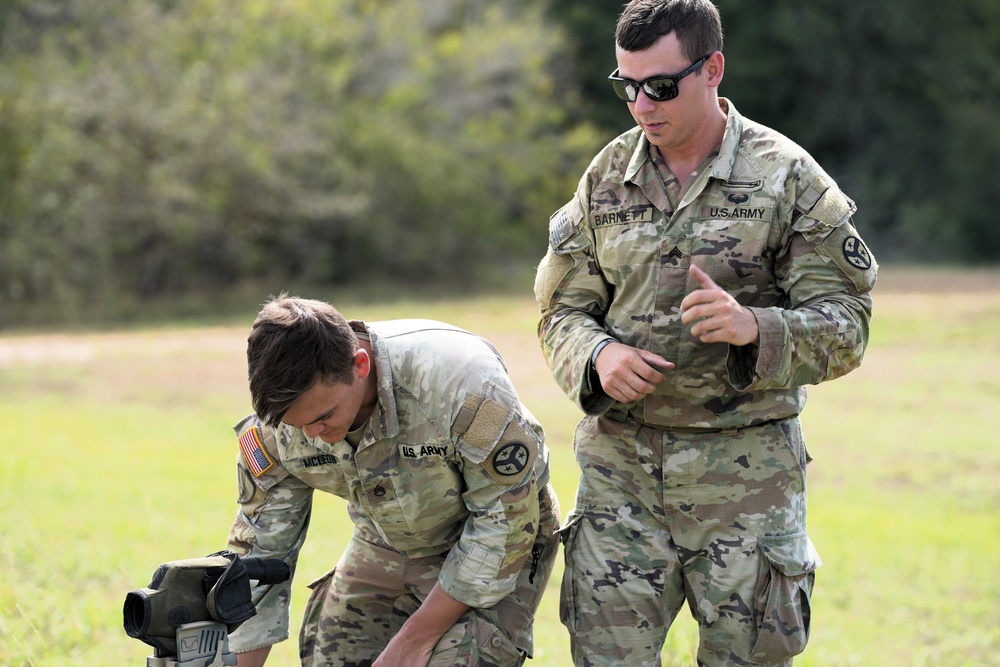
left=491, top=636, right=503, bottom=647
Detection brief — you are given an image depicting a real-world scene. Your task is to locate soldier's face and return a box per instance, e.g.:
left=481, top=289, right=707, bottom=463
left=281, top=350, right=371, bottom=443
left=615, top=32, right=720, bottom=153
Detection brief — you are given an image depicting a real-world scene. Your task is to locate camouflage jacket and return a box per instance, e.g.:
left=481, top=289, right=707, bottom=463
left=534, top=99, right=877, bottom=429
left=226, top=319, right=552, bottom=651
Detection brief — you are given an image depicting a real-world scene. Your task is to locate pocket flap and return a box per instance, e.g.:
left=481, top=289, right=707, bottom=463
left=554, top=508, right=586, bottom=544
left=758, top=532, right=822, bottom=577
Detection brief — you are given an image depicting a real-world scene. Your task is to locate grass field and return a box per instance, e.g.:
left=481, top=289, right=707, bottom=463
left=1, top=267, right=998, bottom=666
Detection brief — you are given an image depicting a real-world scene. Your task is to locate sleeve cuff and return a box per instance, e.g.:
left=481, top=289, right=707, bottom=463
left=580, top=337, right=616, bottom=414
left=227, top=582, right=292, bottom=653
left=439, top=543, right=516, bottom=608
left=728, top=307, right=785, bottom=390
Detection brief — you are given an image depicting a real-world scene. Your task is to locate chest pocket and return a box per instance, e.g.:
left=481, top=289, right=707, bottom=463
left=352, top=435, right=465, bottom=552
left=286, top=444, right=352, bottom=498
left=589, top=185, right=663, bottom=291
left=690, top=186, right=779, bottom=301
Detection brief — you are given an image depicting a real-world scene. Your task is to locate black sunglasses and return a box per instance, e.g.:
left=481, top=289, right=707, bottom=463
left=608, top=55, right=710, bottom=102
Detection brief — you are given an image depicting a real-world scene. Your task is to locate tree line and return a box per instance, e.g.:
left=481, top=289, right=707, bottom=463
left=1, top=0, right=997, bottom=327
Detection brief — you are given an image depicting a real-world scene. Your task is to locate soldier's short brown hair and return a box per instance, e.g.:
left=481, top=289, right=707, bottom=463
left=616, top=0, right=723, bottom=62
left=247, top=294, right=358, bottom=426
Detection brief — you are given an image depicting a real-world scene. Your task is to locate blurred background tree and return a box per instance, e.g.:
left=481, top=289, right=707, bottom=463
left=0, top=0, right=600, bottom=324
left=0, top=0, right=997, bottom=327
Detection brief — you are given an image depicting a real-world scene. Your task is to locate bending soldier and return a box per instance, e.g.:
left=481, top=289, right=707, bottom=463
left=227, top=295, right=559, bottom=667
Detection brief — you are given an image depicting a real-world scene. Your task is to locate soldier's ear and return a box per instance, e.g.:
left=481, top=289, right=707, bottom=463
left=705, top=51, right=724, bottom=87
left=354, top=348, right=371, bottom=380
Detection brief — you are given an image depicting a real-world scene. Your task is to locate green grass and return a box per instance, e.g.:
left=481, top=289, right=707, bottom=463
left=1, top=268, right=998, bottom=666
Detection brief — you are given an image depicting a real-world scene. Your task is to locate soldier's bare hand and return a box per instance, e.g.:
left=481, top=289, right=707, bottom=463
left=372, top=635, right=432, bottom=667
left=595, top=342, right=674, bottom=403
left=680, top=265, right=760, bottom=346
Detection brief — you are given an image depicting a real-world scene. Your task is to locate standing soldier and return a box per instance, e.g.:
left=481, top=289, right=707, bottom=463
left=227, top=295, right=559, bottom=667
left=533, top=1, right=877, bottom=665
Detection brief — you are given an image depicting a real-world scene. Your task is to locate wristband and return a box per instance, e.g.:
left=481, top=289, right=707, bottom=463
left=590, top=338, right=615, bottom=370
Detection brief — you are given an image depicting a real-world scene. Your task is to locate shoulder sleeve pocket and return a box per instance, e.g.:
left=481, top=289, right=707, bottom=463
left=548, top=199, right=591, bottom=256
left=536, top=199, right=594, bottom=306
left=233, top=414, right=289, bottom=494
left=791, top=179, right=877, bottom=295
left=452, top=385, right=539, bottom=486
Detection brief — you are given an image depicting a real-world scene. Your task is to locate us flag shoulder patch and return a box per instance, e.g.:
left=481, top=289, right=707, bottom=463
left=239, top=426, right=275, bottom=477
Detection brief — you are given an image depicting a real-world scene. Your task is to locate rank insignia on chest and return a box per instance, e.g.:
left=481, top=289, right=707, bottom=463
left=239, top=426, right=276, bottom=477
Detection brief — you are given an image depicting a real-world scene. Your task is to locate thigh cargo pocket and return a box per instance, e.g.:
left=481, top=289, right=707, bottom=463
left=556, top=511, right=585, bottom=633
left=430, top=610, right=525, bottom=667
left=749, top=532, right=821, bottom=664
left=473, top=609, right=525, bottom=667
left=299, top=567, right=336, bottom=664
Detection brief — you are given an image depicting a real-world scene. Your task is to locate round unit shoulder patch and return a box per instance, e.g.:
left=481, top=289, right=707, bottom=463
left=842, top=236, right=872, bottom=270
left=492, top=442, right=530, bottom=477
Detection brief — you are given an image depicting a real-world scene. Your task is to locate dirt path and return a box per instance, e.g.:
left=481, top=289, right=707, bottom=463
left=1, top=267, right=997, bottom=408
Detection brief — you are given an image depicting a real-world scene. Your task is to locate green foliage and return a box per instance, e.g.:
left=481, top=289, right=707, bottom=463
left=543, top=0, right=636, bottom=134
left=2, top=0, right=999, bottom=328
left=0, top=0, right=600, bottom=325
left=715, top=0, right=1000, bottom=264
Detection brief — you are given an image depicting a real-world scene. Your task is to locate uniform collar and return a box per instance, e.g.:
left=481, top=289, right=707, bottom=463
left=623, top=97, right=745, bottom=187
left=707, top=98, right=745, bottom=184
left=351, top=320, right=400, bottom=447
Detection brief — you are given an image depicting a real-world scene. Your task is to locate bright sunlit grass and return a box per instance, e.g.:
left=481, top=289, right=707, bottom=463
left=1, top=267, right=998, bottom=666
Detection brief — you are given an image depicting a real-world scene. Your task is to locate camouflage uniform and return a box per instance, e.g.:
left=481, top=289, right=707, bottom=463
left=534, top=99, right=876, bottom=667
left=226, top=319, right=560, bottom=667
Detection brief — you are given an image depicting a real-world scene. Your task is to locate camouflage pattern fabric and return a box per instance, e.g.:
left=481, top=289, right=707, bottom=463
left=535, top=99, right=876, bottom=425
left=561, top=416, right=817, bottom=667
left=226, top=319, right=557, bottom=662
left=299, top=484, right=559, bottom=666
left=534, top=100, right=875, bottom=666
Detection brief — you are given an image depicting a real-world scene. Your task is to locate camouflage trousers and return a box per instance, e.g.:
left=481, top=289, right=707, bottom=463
left=299, top=485, right=560, bottom=667
left=559, top=415, right=820, bottom=667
